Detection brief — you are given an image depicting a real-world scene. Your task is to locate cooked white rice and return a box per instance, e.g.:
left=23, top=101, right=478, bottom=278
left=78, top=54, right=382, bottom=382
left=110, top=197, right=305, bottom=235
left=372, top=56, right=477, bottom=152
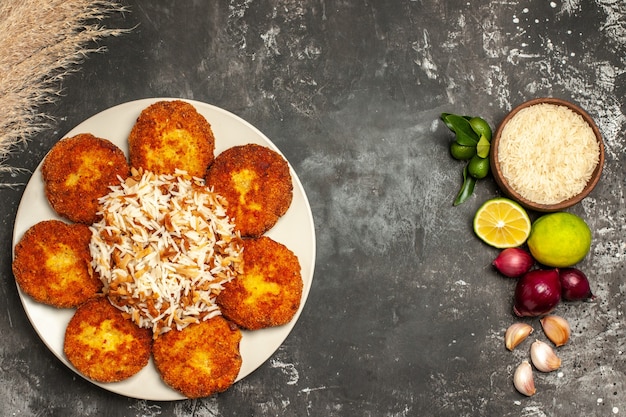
left=89, top=168, right=243, bottom=336
left=498, top=103, right=600, bottom=205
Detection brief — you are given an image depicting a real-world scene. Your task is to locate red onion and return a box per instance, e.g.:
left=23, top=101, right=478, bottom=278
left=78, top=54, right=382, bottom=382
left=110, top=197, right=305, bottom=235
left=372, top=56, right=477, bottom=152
left=492, top=248, right=534, bottom=278
left=559, top=268, right=594, bottom=301
left=513, top=269, right=561, bottom=317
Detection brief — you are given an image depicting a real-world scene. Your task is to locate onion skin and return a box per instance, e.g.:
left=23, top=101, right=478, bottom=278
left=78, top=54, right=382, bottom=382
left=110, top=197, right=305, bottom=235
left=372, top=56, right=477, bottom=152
left=559, top=268, right=595, bottom=301
left=493, top=248, right=534, bottom=278
left=513, top=269, right=561, bottom=317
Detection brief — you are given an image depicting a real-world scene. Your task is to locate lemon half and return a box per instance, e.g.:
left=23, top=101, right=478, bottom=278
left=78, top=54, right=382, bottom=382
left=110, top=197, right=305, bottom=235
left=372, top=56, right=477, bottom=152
left=473, top=198, right=531, bottom=248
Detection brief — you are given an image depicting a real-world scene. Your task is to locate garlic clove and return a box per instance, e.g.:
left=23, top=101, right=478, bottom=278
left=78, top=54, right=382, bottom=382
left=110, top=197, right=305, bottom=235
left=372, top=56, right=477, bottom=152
left=513, top=360, right=536, bottom=396
left=505, top=322, right=534, bottom=351
left=540, top=315, right=571, bottom=347
left=530, top=340, right=561, bottom=372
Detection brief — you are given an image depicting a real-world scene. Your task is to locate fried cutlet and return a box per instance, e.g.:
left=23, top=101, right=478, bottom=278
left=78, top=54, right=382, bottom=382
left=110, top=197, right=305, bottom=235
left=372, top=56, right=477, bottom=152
left=217, top=236, right=303, bottom=330
left=152, top=316, right=242, bottom=398
left=41, top=133, right=129, bottom=224
left=64, top=297, right=152, bottom=383
left=12, top=220, right=102, bottom=308
left=205, top=143, right=293, bottom=237
left=128, top=100, right=215, bottom=178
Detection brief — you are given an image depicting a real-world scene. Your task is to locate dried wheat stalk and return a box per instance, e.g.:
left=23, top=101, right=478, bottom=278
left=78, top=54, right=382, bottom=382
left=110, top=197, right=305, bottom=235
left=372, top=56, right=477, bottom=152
left=0, top=0, right=131, bottom=186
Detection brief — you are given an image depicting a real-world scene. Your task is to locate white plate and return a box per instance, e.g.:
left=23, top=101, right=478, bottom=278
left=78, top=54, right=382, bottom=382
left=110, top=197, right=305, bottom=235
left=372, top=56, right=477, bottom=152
left=12, top=98, right=316, bottom=401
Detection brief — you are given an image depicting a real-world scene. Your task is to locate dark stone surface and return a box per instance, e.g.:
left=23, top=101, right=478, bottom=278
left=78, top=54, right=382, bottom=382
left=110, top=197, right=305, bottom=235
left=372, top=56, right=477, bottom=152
left=1, top=1, right=625, bottom=416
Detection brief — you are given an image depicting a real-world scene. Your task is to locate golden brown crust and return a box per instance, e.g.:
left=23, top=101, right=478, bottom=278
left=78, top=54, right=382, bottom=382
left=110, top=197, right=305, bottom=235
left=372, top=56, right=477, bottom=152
left=128, top=100, right=215, bottom=178
left=64, top=297, right=152, bottom=383
left=12, top=220, right=102, bottom=308
left=217, top=236, right=303, bottom=330
left=152, top=316, right=242, bottom=398
left=205, top=143, right=293, bottom=237
left=41, top=133, right=129, bottom=224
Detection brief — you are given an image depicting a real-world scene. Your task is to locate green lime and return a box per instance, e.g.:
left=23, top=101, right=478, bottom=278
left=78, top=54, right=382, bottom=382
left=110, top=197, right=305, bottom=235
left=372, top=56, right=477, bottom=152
left=476, top=135, right=491, bottom=158
left=468, top=155, right=490, bottom=179
left=469, top=117, right=492, bottom=142
left=527, top=212, right=592, bottom=267
left=450, top=141, right=476, bottom=160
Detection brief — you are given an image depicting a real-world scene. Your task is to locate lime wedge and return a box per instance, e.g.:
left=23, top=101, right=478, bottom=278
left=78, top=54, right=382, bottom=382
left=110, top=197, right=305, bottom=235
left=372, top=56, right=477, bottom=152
left=476, top=135, right=491, bottom=158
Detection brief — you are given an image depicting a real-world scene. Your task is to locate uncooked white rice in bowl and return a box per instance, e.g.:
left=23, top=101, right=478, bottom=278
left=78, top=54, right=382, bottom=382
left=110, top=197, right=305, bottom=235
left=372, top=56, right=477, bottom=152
left=495, top=102, right=601, bottom=206
left=89, top=168, right=244, bottom=337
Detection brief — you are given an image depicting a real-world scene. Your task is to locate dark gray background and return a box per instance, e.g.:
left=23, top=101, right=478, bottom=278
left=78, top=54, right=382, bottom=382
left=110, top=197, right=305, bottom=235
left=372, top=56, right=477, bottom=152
left=1, top=1, right=625, bottom=416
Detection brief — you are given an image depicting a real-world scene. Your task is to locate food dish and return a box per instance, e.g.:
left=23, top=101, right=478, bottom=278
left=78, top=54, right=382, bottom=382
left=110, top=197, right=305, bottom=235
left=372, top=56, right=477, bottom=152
left=41, top=133, right=130, bottom=224
left=64, top=297, right=152, bottom=383
left=152, top=315, right=243, bottom=398
left=12, top=220, right=102, bottom=308
left=217, top=236, right=303, bottom=330
left=206, top=143, right=293, bottom=237
left=12, top=98, right=316, bottom=401
left=128, top=100, right=216, bottom=177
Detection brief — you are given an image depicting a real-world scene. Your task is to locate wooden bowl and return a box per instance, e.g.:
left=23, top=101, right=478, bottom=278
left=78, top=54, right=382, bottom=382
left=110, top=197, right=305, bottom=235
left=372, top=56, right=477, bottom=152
left=490, top=97, right=605, bottom=212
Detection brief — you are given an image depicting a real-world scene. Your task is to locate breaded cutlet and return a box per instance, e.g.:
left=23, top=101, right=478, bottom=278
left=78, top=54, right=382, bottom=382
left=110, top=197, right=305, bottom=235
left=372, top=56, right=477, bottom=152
left=41, top=133, right=129, bottom=224
left=63, top=297, right=152, bottom=383
left=12, top=220, right=102, bottom=308
left=205, top=143, right=293, bottom=237
left=152, top=316, right=242, bottom=398
left=128, top=100, right=215, bottom=178
left=217, top=236, right=303, bottom=330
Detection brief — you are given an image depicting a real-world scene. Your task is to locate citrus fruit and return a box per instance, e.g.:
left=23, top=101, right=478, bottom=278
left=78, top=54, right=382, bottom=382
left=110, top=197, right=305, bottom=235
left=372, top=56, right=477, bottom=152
left=526, top=212, right=591, bottom=267
left=476, top=135, right=491, bottom=158
left=469, top=117, right=492, bottom=141
left=473, top=198, right=531, bottom=248
left=468, top=155, right=490, bottom=179
left=450, top=141, right=476, bottom=160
